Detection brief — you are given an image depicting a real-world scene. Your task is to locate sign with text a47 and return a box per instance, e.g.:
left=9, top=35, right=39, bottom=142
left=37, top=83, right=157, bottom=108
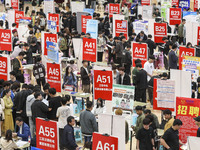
left=92, top=132, right=118, bottom=150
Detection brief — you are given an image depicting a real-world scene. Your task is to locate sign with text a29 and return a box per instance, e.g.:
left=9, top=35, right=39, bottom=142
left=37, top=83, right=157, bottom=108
left=92, top=132, right=118, bottom=150
left=94, top=70, right=113, bottom=101
left=36, top=118, right=59, bottom=150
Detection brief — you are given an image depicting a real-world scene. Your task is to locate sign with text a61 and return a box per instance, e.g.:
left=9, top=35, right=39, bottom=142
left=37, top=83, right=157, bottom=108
left=92, top=132, right=118, bottom=150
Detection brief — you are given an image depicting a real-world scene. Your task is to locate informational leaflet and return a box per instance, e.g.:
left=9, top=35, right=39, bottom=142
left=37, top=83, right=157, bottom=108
left=156, top=79, right=175, bottom=108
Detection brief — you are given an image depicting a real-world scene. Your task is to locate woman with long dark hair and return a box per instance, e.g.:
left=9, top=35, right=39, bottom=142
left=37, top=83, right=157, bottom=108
left=92, top=98, right=105, bottom=116
left=63, top=66, right=77, bottom=102
left=1, top=130, right=17, bottom=150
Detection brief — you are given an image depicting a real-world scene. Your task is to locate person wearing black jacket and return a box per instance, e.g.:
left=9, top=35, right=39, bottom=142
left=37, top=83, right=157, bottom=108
left=146, top=34, right=156, bottom=56
left=62, top=116, right=79, bottom=150
left=31, top=92, right=49, bottom=124
left=168, top=44, right=178, bottom=70
left=135, top=63, right=148, bottom=102
left=107, top=35, right=115, bottom=63
left=24, top=43, right=33, bottom=64
left=80, top=60, right=91, bottom=94
left=124, top=45, right=132, bottom=75
left=136, top=31, right=147, bottom=42
left=117, top=67, right=131, bottom=85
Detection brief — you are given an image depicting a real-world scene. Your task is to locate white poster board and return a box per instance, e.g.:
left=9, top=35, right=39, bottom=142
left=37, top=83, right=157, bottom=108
left=7, top=9, right=15, bottom=29
left=142, top=6, right=153, bottom=19
left=71, top=1, right=85, bottom=13
left=44, top=0, right=54, bottom=15
left=186, top=22, right=198, bottom=46
left=187, top=136, right=200, bottom=150
left=18, top=22, right=29, bottom=42
left=72, top=38, right=82, bottom=68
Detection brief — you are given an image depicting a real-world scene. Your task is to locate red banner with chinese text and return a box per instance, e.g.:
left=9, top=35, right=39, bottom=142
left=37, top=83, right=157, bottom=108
left=81, top=15, right=92, bottom=33
left=0, top=29, right=12, bottom=51
left=171, top=0, right=179, bottom=7
left=154, top=23, right=167, bottom=43
left=48, top=13, right=60, bottom=33
left=43, top=33, right=57, bottom=55
left=141, top=0, right=150, bottom=5
left=197, top=26, right=200, bottom=45
left=11, top=0, right=19, bottom=10
left=194, top=0, right=198, bottom=11
left=109, top=3, right=120, bottom=18
left=115, top=20, right=128, bottom=40
left=176, top=97, right=200, bottom=143
left=15, top=10, right=24, bottom=28
left=169, top=8, right=182, bottom=25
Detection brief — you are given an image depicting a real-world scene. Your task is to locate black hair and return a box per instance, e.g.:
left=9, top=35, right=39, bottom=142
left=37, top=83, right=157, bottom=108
left=18, top=52, right=25, bottom=56
left=24, top=43, right=29, bottom=47
left=144, top=109, right=151, bottom=114
left=186, top=42, right=192, bottom=48
left=43, top=83, right=50, bottom=91
left=145, top=114, right=154, bottom=123
left=182, top=19, right=186, bottom=22
left=2, top=89, right=10, bottom=97
left=28, top=24, right=33, bottom=28
left=136, top=63, right=142, bottom=68
left=22, top=84, right=28, bottom=89
left=163, top=109, right=172, bottom=115
left=0, top=20, right=3, bottom=26
left=97, top=98, right=104, bottom=108
left=34, top=92, right=42, bottom=99
left=149, top=55, right=155, bottom=60
left=61, top=97, right=68, bottom=105
left=67, top=116, right=75, bottom=124
left=172, top=44, right=178, bottom=49
left=36, top=57, right=41, bottom=63
left=173, top=119, right=183, bottom=126
left=5, top=130, right=13, bottom=142
left=135, top=105, right=143, bottom=111
left=12, top=23, right=16, bottom=27
left=49, top=88, right=56, bottom=95
left=16, top=117, right=23, bottom=122
left=65, top=95, right=71, bottom=102
left=3, top=81, right=11, bottom=87
left=86, top=101, right=93, bottom=109
left=65, top=66, right=75, bottom=81
left=143, top=118, right=151, bottom=125
left=127, top=45, right=131, bottom=48
left=33, top=87, right=40, bottom=93
left=134, top=59, right=141, bottom=64
left=10, top=71, right=16, bottom=77
left=148, top=34, right=152, bottom=38
left=118, top=67, right=125, bottom=71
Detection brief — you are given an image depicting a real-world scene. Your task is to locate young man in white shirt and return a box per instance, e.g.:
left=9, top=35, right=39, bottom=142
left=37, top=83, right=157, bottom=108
left=144, top=55, right=155, bottom=81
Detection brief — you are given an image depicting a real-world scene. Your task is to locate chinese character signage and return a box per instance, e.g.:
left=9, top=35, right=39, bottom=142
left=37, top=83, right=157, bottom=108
left=15, top=10, right=24, bottom=28
left=197, top=26, right=200, bottom=45
left=154, top=23, right=167, bottom=43
left=179, top=46, right=195, bottom=70
left=109, top=3, right=120, bottom=18
left=48, top=13, right=59, bottom=33
left=0, top=56, right=10, bottom=81
left=47, top=63, right=62, bottom=92
left=0, top=29, right=12, bottom=51
left=171, top=0, right=179, bottom=7
left=115, top=20, right=128, bottom=40
left=179, top=0, right=190, bottom=9
left=36, top=118, right=59, bottom=150
left=94, top=70, right=113, bottom=101
left=42, top=32, right=58, bottom=55
left=11, top=0, right=19, bottom=10
left=132, top=42, right=148, bottom=67
left=176, top=97, right=200, bottom=143
left=46, top=41, right=59, bottom=63
left=112, top=84, right=135, bottom=111
left=194, top=0, right=198, bottom=11
left=81, top=15, right=92, bottom=33
left=169, top=8, right=181, bottom=25
left=86, top=19, right=98, bottom=39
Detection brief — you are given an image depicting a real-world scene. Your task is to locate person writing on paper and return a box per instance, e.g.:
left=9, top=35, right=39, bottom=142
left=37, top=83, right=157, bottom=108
left=92, top=98, right=106, bottom=116
left=161, top=119, right=184, bottom=150
left=1, top=130, right=18, bottom=150
left=63, top=66, right=77, bottom=102
left=12, top=117, right=31, bottom=141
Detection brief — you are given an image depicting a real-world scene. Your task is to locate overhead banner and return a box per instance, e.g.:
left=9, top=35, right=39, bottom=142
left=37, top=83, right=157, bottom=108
left=46, top=41, right=59, bottom=63
left=132, top=42, right=148, bottom=67
left=141, top=0, right=150, bottom=5
left=154, top=23, right=167, bottom=43
left=86, top=19, right=98, bottom=39
left=42, top=32, right=57, bottom=55
left=0, top=29, right=12, bottom=51
left=112, top=84, right=135, bottom=111
left=169, top=8, right=182, bottom=25
left=81, top=15, right=92, bottom=33
left=36, top=118, right=59, bottom=150
left=179, top=0, right=190, bottom=9
left=0, top=56, right=11, bottom=81
left=153, top=79, right=175, bottom=111
left=109, top=3, right=120, bottom=18
left=47, top=63, right=62, bottom=92
left=133, top=20, right=148, bottom=35
left=15, top=10, right=24, bottom=28
left=82, top=37, right=97, bottom=62
left=115, top=20, right=128, bottom=40
left=176, top=97, right=200, bottom=143
left=171, top=0, right=179, bottom=7
left=179, top=46, right=196, bottom=70
left=48, top=13, right=59, bottom=33
left=92, top=132, right=119, bottom=150
left=197, top=26, right=200, bottom=45
left=94, top=70, right=113, bottom=101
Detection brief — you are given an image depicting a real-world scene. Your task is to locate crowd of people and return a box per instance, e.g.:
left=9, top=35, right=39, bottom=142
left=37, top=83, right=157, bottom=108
left=1, top=0, right=200, bottom=150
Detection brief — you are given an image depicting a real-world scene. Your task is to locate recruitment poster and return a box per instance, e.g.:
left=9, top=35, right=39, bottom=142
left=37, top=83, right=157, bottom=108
left=179, top=46, right=195, bottom=70
left=93, top=70, right=113, bottom=101
left=132, top=42, right=148, bottom=67
left=36, top=118, right=59, bottom=150
left=42, top=32, right=58, bottom=55
left=48, top=13, right=59, bottom=33
left=82, top=37, right=97, bottom=62
left=197, top=26, right=200, bottom=45
left=169, top=8, right=181, bottom=25
left=86, top=19, right=98, bottom=39
left=133, top=20, right=148, bottom=35
left=47, top=20, right=57, bottom=34
left=46, top=63, right=62, bottom=92
left=153, top=79, right=175, bottom=111
left=46, top=41, right=59, bottom=63
left=194, top=0, right=199, bottom=11
left=112, top=84, right=135, bottom=111
left=0, top=29, right=12, bottom=51
left=81, top=15, right=92, bottom=33
left=92, top=132, right=119, bottom=150
left=11, top=0, right=19, bottom=10
left=0, top=56, right=11, bottom=81
left=179, top=0, right=190, bottom=9
left=176, top=97, right=200, bottom=143
left=109, top=3, right=120, bottom=18
left=115, top=20, right=128, bottom=40
left=154, top=23, right=167, bottom=43
left=161, top=7, right=167, bottom=21
left=15, top=10, right=24, bottom=28
left=83, top=8, right=94, bottom=16
left=171, top=0, right=179, bottom=7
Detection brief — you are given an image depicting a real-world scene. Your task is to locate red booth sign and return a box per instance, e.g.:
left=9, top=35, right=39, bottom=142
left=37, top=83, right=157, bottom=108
left=154, top=23, right=167, bottom=43
left=81, top=15, right=92, bottom=33
left=36, top=118, right=59, bottom=150
left=0, top=57, right=8, bottom=81
left=109, top=3, right=120, bottom=18
left=43, top=33, right=57, bottom=55
left=94, top=70, right=113, bottom=101
left=48, top=13, right=59, bottom=32
left=0, top=29, right=12, bottom=51
left=132, top=42, right=148, bottom=67
left=176, top=97, right=200, bottom=143
left=92, top=132, right=118, bottom=150
left=171, top=0, right=179, bottom=7
left=11, top=0, right=19, bottom=10
left=141, top=0, right=150, bottom=5
left=115, top=20, right=128, bottom=40
left=47, top=63, right=62, bottom=92
left=15, top=10, right=24, bottom=28
left=82, top=38, right=97, bottom=62
left=179, top=46, right=195, bottom=70
left=169, top=8, right=181, bottom=25
left=197, top=26, right=200, bottom=45
left=194, top=0, right=198, bottom=11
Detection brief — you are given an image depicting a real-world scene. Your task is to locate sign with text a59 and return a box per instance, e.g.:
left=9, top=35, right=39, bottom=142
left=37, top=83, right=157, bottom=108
left=94, top=70, right=113, bottom=101
left=36, top=118, right=59, bottom=150
left=47, top=63, right=62, bottom=92
left=92, top=132, right=118, bottom=150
